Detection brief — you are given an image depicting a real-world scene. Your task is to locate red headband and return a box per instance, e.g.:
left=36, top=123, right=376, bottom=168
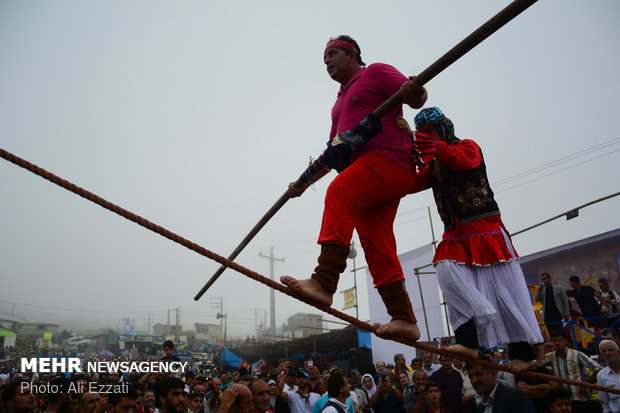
left=324, top=40, right=358, bottom=56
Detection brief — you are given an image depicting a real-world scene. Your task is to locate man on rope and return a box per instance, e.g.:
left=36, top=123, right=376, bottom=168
left=281, top=35, right=428, bottom=342
left=395, top=107, right=543, bottom=372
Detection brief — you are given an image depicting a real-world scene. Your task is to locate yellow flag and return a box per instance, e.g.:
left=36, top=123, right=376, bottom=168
left=342, top=288, right=356, bottom=310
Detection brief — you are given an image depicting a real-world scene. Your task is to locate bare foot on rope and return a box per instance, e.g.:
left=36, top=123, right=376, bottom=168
left=508, top=359, right=534, bottom=374
left=443, top=344, right=479, bottom=361
left=280, top=276, right=333, bottom=307
left=373, top=320, right=421, bottom=342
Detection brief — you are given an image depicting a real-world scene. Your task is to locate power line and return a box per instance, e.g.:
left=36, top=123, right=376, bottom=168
left=495, top=149, right=620, bottom=194
left=511, top=191, right=620, bottom=236
left=493, top=136, right=620, bottom=187
left=0, top=299, right=166, bottom=316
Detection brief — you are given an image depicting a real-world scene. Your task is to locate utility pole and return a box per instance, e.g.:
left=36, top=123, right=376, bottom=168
left=255, top=308, right=266, bottom=338
left=167, top=309, right=170, bottom=337
left=210, top=297, right=224, bottom=344
left=259, top=247, right=284, bottom=336
left=348, top=241, right=359, bottom=320
left=175, top=306, right=180, bottom=343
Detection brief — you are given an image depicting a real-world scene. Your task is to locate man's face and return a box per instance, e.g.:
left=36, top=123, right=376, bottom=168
left=232, top=371, right=240, bottom=382
left=552, top=336, right=567, bottom=354
left=600, top=282, right=610, bottom=292
left=348, top=376, right=360, bottom=389
left=452, top=359, right=463, bottom=370
left=109, top=397, right=139, bottom=413
left=540, top=274, right=551, bottom=287
left=376, top=361, right=386, bottom=373
left=164, top=347, right=175, bottom=358
left=252, top=381, right=271, bottom=412
left=569, top=281, right=579, bottom=290
left=549, top=398, right=572, bottom=413
left=81, top=392, right=101, bottom=413
left=395, top=355, right=405, bottom=367
left=190, top=397, right=204, bottom=411
left=440, top=357, right=452, bottom=371
left=268, top=382, right=276, bottom=395
left=602, top=333, right=619, bottom=344
left=110, top=372, right=121, bottom=383
left=422, top=352, right=432, bottom=367
left=492, top=351, right=502, bottom=363
left=162, top=388, right=185, bottom=413
left=74, top=380, right=88, bottom=393
left=238, top=389, right=254, bottom=413
left=220, top=373, right=230, bottom=385
left=296, top=375, right=308, bottom=389
left=399, top=372, right=409, bottom=387
left=426, top=386, right=441, bottom=404
left=323, top=47, right=354, bottom=84
left=599, top=342, right=620, bottom=362
left=143, top=391, right=155, bottom=408
left=467, top=365, right=497, bottom=397
left=341, top=379, right=351, bottom=398
left=412, top=360, right=422, bottom=370
left=7, top=383, right=37, bottom=413
left=413, top=372, right=427, bottom=390
left=193, top=384, right=206, bottom=395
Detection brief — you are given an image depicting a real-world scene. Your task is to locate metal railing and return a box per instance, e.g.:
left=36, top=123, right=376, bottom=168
left=539, top=314, right=619, bottom=353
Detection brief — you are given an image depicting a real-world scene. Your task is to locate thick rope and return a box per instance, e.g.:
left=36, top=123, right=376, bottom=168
left=1, top=147, right=618, bottom=395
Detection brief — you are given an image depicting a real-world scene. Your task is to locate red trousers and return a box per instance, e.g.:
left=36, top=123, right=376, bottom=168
left=318, top=152, right=417, bottom=287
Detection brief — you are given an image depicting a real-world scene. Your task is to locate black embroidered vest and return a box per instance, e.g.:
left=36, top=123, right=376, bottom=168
left=429, top=149, right=500, bottom=231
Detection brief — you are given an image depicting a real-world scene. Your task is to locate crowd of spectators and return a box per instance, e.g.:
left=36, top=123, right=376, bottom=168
left=2, top=332, right=620, bottom=413
left=533, top=273, right=620, bottom=329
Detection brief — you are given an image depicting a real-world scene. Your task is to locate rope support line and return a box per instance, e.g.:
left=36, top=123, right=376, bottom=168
left=1, top=146, right=618, bottom=395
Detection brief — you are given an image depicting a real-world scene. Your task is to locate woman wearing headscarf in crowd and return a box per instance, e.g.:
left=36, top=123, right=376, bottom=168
left=361, top=374, right=377, bottom=413
left=268, top=378, right=278, bottom=411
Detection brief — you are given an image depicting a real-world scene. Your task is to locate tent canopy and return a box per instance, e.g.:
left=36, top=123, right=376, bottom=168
left=221, top=348, right=241, bottom=368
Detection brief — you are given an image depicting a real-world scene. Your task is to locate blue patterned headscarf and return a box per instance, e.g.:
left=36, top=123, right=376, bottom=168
left=414, top=107, right=459, bottom=144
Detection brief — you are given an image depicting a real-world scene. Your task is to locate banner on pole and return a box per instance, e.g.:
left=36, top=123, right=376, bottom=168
left=342, top=288, right=356, bottom=310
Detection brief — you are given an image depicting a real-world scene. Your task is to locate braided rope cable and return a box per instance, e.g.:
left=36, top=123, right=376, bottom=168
left=1, top=147, right=618, bottom=395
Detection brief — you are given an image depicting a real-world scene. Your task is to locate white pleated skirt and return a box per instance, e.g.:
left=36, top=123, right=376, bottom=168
left=435, top=230, right=543, bottom=348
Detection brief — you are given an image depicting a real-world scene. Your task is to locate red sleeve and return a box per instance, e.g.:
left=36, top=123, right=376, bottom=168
left=435, top=139, right=482, bottom=171
left=410, top=165, right=432, bottom=194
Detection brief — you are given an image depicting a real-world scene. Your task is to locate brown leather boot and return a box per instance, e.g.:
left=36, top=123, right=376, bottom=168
left=377, top=280, right=417, bottom=323
left=310, top=244, right=350, bottom=295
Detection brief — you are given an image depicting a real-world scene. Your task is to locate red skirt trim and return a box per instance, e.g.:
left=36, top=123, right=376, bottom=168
left=432, top=216, right=519, bottom=267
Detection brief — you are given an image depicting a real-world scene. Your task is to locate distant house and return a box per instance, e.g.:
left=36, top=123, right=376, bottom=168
left=0, top=315, right=60, bottom=350
left=283, top=313, right=323, bottom=338
left=152, top=323, right=183, bottom=337
left=194, top=323, right=223, bottom=345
